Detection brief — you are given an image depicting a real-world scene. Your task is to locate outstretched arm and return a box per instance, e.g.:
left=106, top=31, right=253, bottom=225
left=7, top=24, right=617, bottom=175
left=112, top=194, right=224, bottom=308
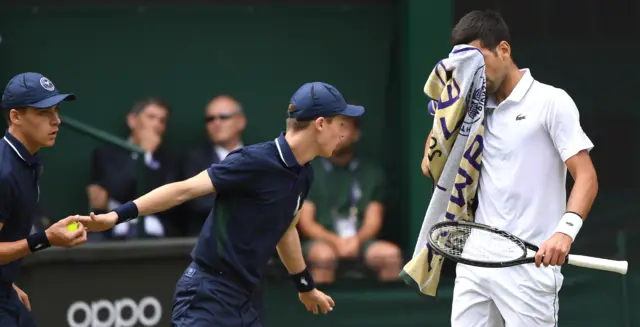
left=134, top=170, right=214, bottom=217
left=78, top=170, right=214, bottom=231
left=79, top=150, right=256, bottom=232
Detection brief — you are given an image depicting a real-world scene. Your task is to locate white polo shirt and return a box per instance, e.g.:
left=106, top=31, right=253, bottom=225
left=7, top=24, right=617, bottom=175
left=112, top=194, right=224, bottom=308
left=474, top=69, right=593, bottom=245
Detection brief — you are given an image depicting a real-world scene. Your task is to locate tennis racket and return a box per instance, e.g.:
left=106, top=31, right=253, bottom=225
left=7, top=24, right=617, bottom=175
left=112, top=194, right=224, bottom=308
left=427, top=220, right=628, bottom=275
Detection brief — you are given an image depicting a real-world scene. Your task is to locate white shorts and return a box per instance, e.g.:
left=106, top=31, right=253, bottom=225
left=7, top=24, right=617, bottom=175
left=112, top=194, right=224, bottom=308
left=451, top=263, right=564, bottom=327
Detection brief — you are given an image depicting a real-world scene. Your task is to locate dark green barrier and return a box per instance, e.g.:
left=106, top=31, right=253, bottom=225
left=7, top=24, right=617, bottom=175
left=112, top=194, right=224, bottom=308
left=0, top=3, right=394, bottom=222
left=17, top=237, right=636, bottom=327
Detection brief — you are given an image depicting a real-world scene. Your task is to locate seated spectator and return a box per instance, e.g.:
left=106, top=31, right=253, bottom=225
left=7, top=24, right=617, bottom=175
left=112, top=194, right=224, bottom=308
left=87, top=97, right=177, bottom=240
left=179, top=95, right=246, bottom=236
left=298, top=118, right=402, bottom=283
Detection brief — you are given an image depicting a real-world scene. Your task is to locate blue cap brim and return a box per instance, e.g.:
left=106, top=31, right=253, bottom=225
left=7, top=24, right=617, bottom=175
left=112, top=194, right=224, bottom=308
left=338, top=104, right=365, bottom=117
left=30, top=93, right=76, bottom=109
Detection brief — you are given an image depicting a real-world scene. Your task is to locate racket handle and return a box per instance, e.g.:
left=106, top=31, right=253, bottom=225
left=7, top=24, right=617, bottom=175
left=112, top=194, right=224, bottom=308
left=567, top=254, right=628, bottom=275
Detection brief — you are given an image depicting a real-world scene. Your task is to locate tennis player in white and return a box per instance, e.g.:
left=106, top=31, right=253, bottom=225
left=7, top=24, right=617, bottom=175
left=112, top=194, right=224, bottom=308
left=421, top=11, right=599, bottom=327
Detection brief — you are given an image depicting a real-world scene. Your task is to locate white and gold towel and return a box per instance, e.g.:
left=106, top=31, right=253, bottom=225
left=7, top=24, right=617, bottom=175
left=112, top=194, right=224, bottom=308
left=401, top=45, right=487, bottom=296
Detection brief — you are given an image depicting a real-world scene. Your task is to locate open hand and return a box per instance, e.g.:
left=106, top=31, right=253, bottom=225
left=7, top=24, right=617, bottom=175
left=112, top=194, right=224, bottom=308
left=75, top=212, right=118, bottom=232
left=299, top=289, right=335, bottom=315
left=45, top=216, right=87, bottom=248
left=535, top=232, right=573, bottom=267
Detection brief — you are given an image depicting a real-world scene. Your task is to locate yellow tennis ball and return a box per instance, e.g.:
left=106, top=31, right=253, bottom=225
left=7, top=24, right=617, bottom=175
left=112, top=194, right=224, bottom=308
left=67, top=221, right=79, bottom=232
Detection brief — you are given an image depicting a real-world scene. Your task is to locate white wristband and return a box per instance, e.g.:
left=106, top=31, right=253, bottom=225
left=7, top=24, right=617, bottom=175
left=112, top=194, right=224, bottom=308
left=554, top=212, right=583, bottom=242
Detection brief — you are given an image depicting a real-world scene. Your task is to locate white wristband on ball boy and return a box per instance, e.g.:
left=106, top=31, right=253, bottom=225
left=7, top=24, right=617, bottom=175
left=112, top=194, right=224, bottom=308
left=554, top=212, right=583, bottom=242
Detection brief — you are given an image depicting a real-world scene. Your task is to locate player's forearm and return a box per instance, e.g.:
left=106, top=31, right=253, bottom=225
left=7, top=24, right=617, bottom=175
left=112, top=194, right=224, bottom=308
left=0, top=240, right=32, bottom=265
left=276, top=227, right=307, bottom=274
left=132, top=182, right=192, bottom=217
left=114, top=170, right=213, bottom=223
left=566, top=170, right=598, bottom=219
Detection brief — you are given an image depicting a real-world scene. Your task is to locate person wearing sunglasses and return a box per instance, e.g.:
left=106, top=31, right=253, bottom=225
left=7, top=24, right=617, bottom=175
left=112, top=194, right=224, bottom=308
left=179, top=95, right=247, bottom=237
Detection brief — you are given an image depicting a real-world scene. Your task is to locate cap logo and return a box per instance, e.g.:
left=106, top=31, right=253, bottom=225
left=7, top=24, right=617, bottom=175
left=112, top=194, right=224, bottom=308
left=39, top=77, right=55, bottom=91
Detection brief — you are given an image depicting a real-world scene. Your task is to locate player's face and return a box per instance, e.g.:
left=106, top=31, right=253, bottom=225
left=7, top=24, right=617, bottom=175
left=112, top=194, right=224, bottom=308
left=469, top=40, right=511, bottom=94
left=315, top=115, right=349, bottom=157
left=13, top=105, right=61, bottom=148
left=205, top=99, right=246, bottom=144
left=333, top=118, right=360, bottom=154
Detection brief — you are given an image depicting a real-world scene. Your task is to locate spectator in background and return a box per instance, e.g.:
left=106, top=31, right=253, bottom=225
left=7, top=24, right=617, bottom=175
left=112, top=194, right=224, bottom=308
left=179, top=95, right=246, bottom=236
left=87, top=97, right=177, bottom=240
left=298, top=118, right=402, bottom=283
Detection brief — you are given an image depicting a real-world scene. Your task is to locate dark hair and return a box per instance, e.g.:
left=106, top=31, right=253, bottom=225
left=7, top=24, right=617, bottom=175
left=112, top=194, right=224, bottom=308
left=285, top=104, right=310, bottom=131
left=285, top=102, right=335, bottom=132
left=451, top=10, right=511, bottom=50
left=130, top=97, right=169, bottom=115
left=286, top=118, right=310, bottom=131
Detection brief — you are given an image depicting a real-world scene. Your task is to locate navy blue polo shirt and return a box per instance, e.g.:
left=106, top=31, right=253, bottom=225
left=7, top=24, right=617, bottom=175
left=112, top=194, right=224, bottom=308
left=0, top=131, right=42, bottom=284
left=191, top=133, right=313, bottom=289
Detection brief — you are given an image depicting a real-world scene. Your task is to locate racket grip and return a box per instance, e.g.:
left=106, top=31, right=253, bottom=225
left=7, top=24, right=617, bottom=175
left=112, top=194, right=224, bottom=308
left=567, top=254, right=628, bottom=275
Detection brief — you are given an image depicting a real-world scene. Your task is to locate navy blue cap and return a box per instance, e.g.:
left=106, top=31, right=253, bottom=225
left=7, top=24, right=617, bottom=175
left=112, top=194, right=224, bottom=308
left=1, top=72, right=76, bottom=110
left=288, top=82, right=364, bottom=121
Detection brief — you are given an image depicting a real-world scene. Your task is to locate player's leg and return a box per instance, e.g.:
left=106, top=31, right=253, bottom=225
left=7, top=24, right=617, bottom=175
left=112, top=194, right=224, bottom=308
left=451, top=264, right=505, bottom=327
left=172, top=265, right=204, bottom=327
left=491, top=265, right=562, bottom=327
left=304, top=240, right=338, bottom=283
left=172, top=263, right=250, bottom=327
left=362, top=240, right=403, bottom=281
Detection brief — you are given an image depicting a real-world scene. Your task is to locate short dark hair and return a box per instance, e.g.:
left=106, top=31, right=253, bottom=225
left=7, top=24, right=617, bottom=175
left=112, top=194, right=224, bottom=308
left=451, top=10, right=511, bottom=50
left=286, top=118, right=310, bottom=131
left=130, top=97, right=169, bottom=116
left=286, top=104, right=311, bottom=131
left=285, top=103, right=335, bottom=132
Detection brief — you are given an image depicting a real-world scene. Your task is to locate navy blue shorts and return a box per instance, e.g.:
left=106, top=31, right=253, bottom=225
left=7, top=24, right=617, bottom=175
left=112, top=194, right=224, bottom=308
left=0, top=285, right=36, bottom=327
left=172, top=262, right=262, bottom=327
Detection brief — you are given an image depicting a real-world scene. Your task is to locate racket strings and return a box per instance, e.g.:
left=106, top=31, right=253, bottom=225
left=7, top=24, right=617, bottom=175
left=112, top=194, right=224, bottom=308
left=430, top=225, right=526, bottom=262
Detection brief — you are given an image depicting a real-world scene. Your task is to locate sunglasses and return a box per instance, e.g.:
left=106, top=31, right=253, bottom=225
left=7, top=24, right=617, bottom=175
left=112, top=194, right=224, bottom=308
left=205, top=113, right=236, bottom=123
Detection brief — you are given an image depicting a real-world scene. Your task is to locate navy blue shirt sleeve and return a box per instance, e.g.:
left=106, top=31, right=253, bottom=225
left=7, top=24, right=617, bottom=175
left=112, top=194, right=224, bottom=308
left=0, top=174, right=12, bottom=223
left=207, top=150, right=260, bottom=194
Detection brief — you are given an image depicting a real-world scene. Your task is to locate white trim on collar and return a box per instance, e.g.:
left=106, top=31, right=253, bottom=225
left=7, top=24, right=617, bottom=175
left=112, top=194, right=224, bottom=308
left=274, top=138, right=288, bottom=166
left=3, top=137, right=25, bottom=162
